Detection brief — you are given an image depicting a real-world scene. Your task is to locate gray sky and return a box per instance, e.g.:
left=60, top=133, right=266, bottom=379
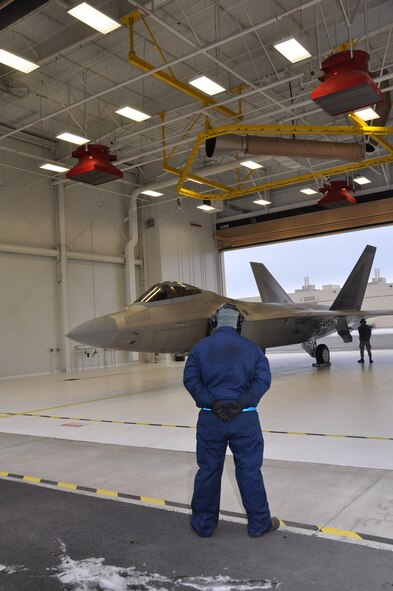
left=223, top=225, right=393, bottom=299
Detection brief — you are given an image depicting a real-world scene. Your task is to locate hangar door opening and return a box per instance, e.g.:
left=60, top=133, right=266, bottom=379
left=223, top=225, right=393, bottom=328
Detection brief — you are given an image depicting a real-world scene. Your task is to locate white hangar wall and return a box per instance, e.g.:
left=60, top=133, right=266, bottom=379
left=0, top=151, right=221, bottom=378
left=0, top=150, right=131, bottom=377
left=140, top=198, right=222, bottom=294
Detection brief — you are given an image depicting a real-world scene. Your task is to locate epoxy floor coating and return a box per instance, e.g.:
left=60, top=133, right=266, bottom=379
left=1, top=343, right=393, bottom=590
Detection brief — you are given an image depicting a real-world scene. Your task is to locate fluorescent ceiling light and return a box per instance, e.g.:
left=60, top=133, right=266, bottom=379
left=300, top=188, right=318, bottom=195
left=240, top=160, right=263, bottom=170
left=141, top=190, right=163, bottom=197
left=187, top=177, right=204, bottom=184
left=40, top=163, right=69, bottom=173
left=68, top=2, right=121, bottom=34
left=116, top=106, right=150, bottom=122
left=0, top=49, right=39, bottom=73
left=273, top=38, right=311, bottom=63
left=56, top=132, right=90, bottom=145
left=353, top=176, right=371, bottom=185
left=189, top=76, right=225, bottom=96
left=197, top=199, right=215, bottom=211
left=253, top=199, right=271, bottom=206
left=353, top=107, right=380, bottom=121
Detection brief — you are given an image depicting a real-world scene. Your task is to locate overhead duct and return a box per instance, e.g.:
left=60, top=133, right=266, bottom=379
left=66, top=144, right=123, bottom=185
left=311, top=50, right=384, bottom=116
left=317, top=180, right=357, bottom=208
left=206, top=134, right=365, bottom=162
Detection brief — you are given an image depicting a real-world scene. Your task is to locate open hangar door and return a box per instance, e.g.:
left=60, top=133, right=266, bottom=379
left=219, top=205, right=393, bottom=366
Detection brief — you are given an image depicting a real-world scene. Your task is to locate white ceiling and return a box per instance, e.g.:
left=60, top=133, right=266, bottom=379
left=1, top=0, right=393, bottom=221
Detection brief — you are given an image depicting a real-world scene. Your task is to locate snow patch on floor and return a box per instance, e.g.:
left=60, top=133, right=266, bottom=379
left=55, top=541, right=279, bottom=591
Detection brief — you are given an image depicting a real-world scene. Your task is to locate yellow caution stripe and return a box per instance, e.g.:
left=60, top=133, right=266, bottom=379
left=318, top=526, right=362, bottom=539
left=3, top=412, right=393, bottom=440
left=1, top=469, right=393, bottom=547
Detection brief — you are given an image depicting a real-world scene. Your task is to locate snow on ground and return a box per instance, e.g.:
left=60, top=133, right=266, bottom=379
left=54, top=540, right=280, bottom=591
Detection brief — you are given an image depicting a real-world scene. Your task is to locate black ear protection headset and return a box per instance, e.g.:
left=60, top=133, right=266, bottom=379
left=209, top=303, right=245, bottom=333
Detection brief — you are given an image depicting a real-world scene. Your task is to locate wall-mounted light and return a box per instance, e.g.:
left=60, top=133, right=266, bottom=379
left=0, top=49, right=39, bottom=73
left=68, top=2, right=121, bottom=34
left=273, top=38, right=311, bottom=63
left=197, top=199, right=216, bottom=211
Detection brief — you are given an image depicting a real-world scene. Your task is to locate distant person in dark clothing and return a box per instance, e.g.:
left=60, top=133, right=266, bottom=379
left=358, top=318, right=373, bottom=363
left=183, top=303, right=279, bottom=538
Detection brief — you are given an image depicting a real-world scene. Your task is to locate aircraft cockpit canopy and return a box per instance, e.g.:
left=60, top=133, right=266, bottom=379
left=136, top=282, right=201, bottom=303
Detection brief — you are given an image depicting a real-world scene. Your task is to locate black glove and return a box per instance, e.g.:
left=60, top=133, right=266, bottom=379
left=211, top=400, right=243, bottom=421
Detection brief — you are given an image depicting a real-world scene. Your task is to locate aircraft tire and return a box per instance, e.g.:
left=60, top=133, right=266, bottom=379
left=315, top=343, right=330, bottom=364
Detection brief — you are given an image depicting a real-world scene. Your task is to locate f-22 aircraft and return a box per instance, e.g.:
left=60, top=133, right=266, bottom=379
left=67, top=245, right=393, bottom=365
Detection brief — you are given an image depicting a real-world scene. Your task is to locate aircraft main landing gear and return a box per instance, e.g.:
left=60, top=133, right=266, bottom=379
left=312, top=343, right=331, bottom=367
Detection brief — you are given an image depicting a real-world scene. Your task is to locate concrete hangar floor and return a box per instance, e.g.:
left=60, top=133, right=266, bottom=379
left=1, top=336, right=393, bottom=590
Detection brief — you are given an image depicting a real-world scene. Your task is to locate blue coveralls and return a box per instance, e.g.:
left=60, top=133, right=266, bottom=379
left=183, top=326, right=272, bottom=537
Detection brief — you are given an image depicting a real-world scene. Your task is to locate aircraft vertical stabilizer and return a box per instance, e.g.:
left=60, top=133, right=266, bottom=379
left=251, top=262, right=294, bottom=303
left=330, top=244, right=376, bottom=310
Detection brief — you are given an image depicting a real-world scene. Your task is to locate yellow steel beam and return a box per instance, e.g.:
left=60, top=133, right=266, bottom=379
left=178, top=154, right=393, bottom=201
left=175, top=121, right=393, bottom=199
left=163, top=164, right=231, bottom=192
left=127, top=55, right=242, bottom=121
left=202, top=122, right=393, bottom=139
left=121, top=10, right=241, bottom=120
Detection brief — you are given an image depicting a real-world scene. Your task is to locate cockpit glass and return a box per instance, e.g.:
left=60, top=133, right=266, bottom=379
left=135, top=282, right=201, bottom=303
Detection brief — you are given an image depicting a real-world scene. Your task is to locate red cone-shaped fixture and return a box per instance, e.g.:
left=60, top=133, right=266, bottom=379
left=318, top=180, right=357, bottom=209
left=311, top=50, right=384, bottom=116
left=66, top=144, right=123, bottom=185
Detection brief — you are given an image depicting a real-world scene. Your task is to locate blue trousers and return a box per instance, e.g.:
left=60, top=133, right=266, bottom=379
left=191, top=410, right=271, bottom=536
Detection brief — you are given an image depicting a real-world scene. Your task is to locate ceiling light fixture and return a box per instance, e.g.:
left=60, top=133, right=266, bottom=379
left=253, top=198, right=271, bottom=206
left=40, top=163, right=69, bottom=173
left=300, top=188, right=318, bottom=195
left=67, top=2, right=121, bottom=34
left=353, top=176, right=371, bottom=185
left=187, top=177, right=204, bottom=184
left=240, top=160, right=263, bottom=170
left=273, top=38, right=311, bottom=63
left=189, top=76, right=225, bottom=96
left=141, top=190, right=163, bottom=197
left=0, top=49, right=39, bottom=73
left=56, top=132, right=90, bottom=145
left=353, top=107, right=380, bottom=121
left=115, top=106, right=151, bottom=122
left=197, top=199, right=216, bottom=211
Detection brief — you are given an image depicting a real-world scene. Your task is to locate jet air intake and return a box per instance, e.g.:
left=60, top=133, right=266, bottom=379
left=206, top=134, right=365, bottom=162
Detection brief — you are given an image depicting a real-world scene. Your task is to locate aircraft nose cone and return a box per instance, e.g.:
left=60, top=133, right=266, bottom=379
left=67, top=316, right=117, bottom=348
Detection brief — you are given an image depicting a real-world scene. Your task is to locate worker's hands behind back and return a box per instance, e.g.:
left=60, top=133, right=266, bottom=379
left=211, top=400, right=243, bottom=421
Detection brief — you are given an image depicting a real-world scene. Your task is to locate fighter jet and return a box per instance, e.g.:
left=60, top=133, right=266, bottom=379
left=67, top=245, right=393, bottom=365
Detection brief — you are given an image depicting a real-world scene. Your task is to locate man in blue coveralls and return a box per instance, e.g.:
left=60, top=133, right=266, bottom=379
left=183, top=303, right=279, bottom=538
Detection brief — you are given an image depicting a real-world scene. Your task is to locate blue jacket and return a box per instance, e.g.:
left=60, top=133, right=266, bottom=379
left=183, top=326, right=271, bottom=409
